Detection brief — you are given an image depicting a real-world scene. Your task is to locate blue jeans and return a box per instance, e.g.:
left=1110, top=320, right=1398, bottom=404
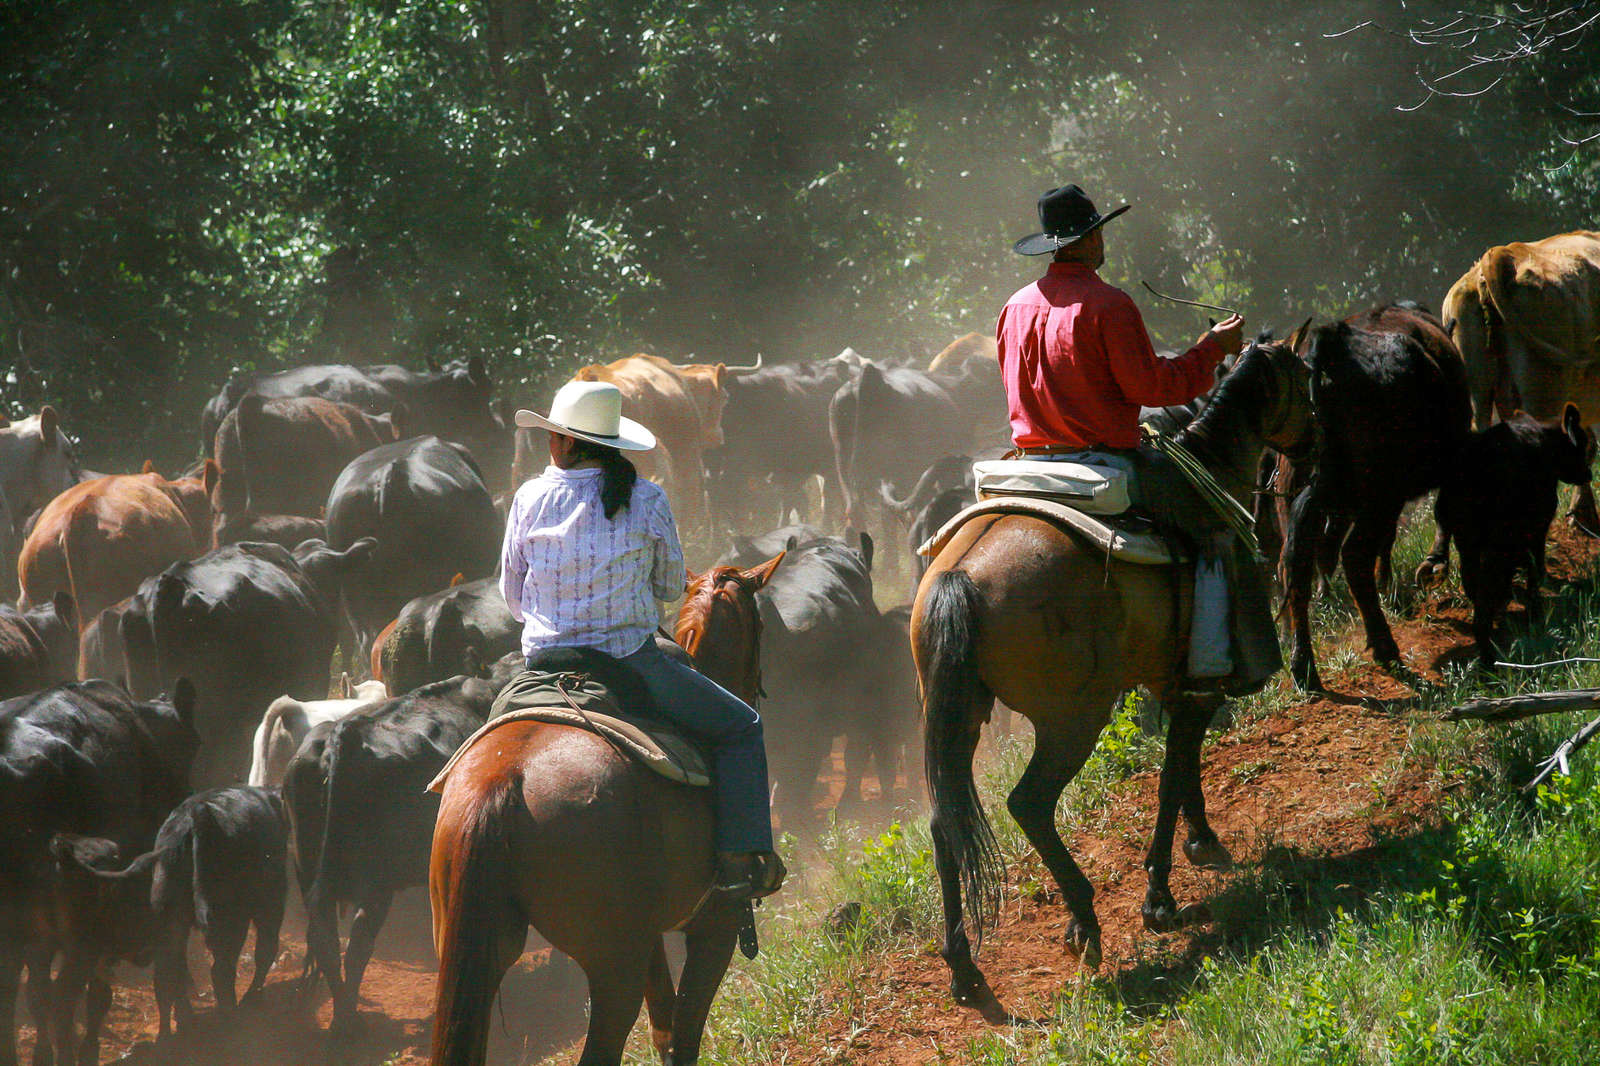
left=619, top=640, right=775, bottom=852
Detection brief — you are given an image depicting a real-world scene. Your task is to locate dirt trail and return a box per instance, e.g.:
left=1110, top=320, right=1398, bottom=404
left=20, top=524, right=1598, bottom=1065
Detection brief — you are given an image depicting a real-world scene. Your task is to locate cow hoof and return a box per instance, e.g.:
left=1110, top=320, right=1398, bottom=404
left=1184, top=837, right=1233, bottom=870
left=1290, top=660, right=1322, bottom=693
left=1063, top=920, right=1102, bottom=970
left=329, top=1011, right=366, bottom=1040
left=1141, top=893, right=1180, bottom=933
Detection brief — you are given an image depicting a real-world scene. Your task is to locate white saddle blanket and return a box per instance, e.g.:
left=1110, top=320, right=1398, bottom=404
left=972, top=456, right=1132, bottom=514
left=917, top=496, right=1181, bottom=567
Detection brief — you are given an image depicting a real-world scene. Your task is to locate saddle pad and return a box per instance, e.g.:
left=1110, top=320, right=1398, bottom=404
left=917, top=496, right=1183, bottom=567
left=427, top=672, right=710, bottom=793
left=972, top=457, right=1132, bottom=514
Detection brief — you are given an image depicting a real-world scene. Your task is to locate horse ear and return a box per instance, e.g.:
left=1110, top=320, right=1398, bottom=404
left=1564, top=402, right=1584, bottom=445
left=38, top=405, right=58, bottom=441
left=739, top=551, right=785, bottom=590
left=1287, top=318, right=1313, bottom=353
left=684, top=567, right=701, bottom=593
left=450, top=572, right=464, bottom=587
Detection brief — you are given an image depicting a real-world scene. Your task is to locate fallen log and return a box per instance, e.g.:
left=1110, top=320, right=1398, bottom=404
left=1444, top=688, right=1600, bottom=792
left=1444, top=689, right=1600, bottom=723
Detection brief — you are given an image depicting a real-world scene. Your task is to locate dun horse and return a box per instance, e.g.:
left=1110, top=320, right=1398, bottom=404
left=428, top=554, right=784, bottom=1066
left=912, top=339, right=1311, bottom=1017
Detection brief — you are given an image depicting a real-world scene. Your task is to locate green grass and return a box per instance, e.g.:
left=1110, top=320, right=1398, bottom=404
left=605, top=491, right=1600, bottom=1064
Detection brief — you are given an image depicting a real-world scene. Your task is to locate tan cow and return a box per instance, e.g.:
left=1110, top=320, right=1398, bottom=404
left=569, top=353, right=759, bottom=529
left=1445, top=230, right=1600, bottom=526
left=18, top=463, right=218, bottom=629
left=927, top=331, right=998, bottom=373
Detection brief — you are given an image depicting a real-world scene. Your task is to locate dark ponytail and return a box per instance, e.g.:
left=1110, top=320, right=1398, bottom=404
left=567, top=437, right=638, bottom=519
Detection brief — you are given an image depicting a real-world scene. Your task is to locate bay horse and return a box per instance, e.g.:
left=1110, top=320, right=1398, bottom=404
left=911, top=338, right=1312, bottom=1018
left=428, top=552, right=784, bottom=1066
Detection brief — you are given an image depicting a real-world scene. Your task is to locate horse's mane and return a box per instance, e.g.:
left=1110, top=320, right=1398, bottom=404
left=1176, top=342, right=1277, bottom=462
left=675, top=566, right=759, bottom=649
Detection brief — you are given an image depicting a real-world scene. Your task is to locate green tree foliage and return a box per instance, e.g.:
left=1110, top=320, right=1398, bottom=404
left=1, top=0, right=1594, bottom=467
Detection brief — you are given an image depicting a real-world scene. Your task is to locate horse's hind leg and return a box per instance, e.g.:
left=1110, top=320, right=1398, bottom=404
left=1344, top=504, right=1405, bottom=666
left=1144, top=693, right=1225, bottom=932
left=643, top=940, right=676, bottom=1062
left=664, top=912, right=739, bottom=1065
left=574, top=946, right=651, bottom=1066
left=1006, top=721, right=1104, bottom=968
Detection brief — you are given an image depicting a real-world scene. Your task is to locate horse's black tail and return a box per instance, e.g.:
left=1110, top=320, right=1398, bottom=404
left=430, top=772, right=525, bottom=1066
left=919, top=567, right=1003, bottom=950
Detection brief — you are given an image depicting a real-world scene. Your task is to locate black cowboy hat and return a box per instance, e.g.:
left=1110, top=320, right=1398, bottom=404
left=1013, top=184, right=1130, bottom=256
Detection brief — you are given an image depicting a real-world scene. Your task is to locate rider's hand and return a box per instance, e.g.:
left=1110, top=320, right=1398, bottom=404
left=1207, top=314, right=1244, bottom=356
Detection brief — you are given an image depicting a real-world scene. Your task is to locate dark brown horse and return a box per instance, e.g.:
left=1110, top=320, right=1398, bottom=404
left=428, top=553, right=784, bottom=1066
left=911, top=339, right=1311, bottom=1019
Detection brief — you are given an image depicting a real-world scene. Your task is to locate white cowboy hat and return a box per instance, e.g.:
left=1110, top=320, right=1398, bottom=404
left=514, top=380, right=656, bottom=451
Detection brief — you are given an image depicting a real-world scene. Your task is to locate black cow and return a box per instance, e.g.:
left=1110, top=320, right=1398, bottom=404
left=0, top=592, right=75, bottom=699
left=0, top=679, right=198, bottom=1066
left=716, top=531, right=883, bottom=826
left=1284, top=307, right=1471, bottom=690
left=212, top=393, right=401, bottom=520
left=879, top=455, right=973, bottom=578
left=283, top=658, right=518, bottom=1033
left=828, top=359, right=971, bottom=561
left=380, top=577, right=518, bottom=696
left=119, top=539, right=377, bottom=785
left=707, top=359, right=854, bottom=528
left=213, top=511, right=328, bottom=552
left=1434, top=404, right=1593, bottom=667
left=48, top=784, right=287, bottom=1053
left=720, top=523, right=831, bottom=569
left=200, top=357, right=507, bottom=481
left=325, top=435, right=501, bottom=666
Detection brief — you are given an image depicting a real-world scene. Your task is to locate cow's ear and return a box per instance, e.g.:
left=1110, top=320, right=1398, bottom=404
left=339, top=671, right=353, bottom=698
left=38, top=405, right=58, bottom=441
left=342, top=536, right=380, bottom=569
left=171, top=677, right=197, bottom=727
left=52, top=591, right=76, bottom=630
left=202, top=459, right=221, bottom=500
left=450, top=572, right=464, bottom=587
left=783, top=534, right=799, bottom=554
left=467, top=356, right=489, bottom=385
left=425, top=355, right=442, bottom=372
left=141, top=459, right=156, bottom=475
left=1564, top=402, right=1585, bottom=445
left=739, top=551, right=785, bottom=590
left=715, top=363, right=727, bottom=390
left=388, top=402, right=408, bottom=440
left=858, top=531, right=874, bottom=573
left=462, top=646, right=485, bottom=678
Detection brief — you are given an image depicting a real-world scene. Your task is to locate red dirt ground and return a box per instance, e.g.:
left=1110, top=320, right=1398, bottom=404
left=19, top=521, right=1599, bottom=1065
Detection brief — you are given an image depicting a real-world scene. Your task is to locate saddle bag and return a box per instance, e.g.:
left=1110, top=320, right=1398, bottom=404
left=972, top=454, right=1133, bottom=514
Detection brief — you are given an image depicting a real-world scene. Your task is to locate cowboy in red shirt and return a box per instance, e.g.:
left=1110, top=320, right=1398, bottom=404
left=997, top=184, right=1279, bottom=692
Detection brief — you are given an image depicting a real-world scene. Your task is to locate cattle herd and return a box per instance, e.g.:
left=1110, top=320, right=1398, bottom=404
left=0, top=229, right=1595, bottom=1063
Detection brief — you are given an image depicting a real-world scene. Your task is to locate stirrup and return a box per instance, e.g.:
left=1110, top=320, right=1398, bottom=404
left=714, top=850, right=786, bottom=901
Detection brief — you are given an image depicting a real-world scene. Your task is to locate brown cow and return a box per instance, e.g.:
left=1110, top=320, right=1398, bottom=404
left=926, top=331, right=997, bottom=373
left=570, top=353, right=760, bottom=529
left=1444, top=230, right=1600, bottom=529
left=18, top=464, right=217, bottom=629
left=212, top=393, right=401, bottom=519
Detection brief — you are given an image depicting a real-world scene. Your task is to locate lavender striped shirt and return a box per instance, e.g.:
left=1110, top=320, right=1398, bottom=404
left=500, top=465, right=686, bottom=659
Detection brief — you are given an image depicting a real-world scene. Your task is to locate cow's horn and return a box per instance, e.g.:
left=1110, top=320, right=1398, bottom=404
left=723, top=353, right=764, bottom=375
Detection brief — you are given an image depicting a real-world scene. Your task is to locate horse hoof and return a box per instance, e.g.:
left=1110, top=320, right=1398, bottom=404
left=1184, top=837, right=1233, bottom=870
left=1142, top=897, right=1180, bottom=933
left=1063, top=921, right=1102, bottom=970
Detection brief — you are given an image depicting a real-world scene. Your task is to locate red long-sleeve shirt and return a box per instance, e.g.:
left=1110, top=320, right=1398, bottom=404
left=997, top=262, right=1224, bottom=450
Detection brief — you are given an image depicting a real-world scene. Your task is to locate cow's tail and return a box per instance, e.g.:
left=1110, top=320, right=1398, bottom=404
left=304, top=720, right=358, bottom=995
left=250, top=697, right=307, bottom=787
left=430, top=772, right=525, bottom=1066
left=918, top=567, right=1002, bottom=950
left=58, top=499, right=100, bottom=631
left=235, top=391, right=267, bottom=513
left=149, top=808, right=201, bottom=929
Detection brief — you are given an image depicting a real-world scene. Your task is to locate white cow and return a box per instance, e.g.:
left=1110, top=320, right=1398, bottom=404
left=248, top=678, right=388, bottom=787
